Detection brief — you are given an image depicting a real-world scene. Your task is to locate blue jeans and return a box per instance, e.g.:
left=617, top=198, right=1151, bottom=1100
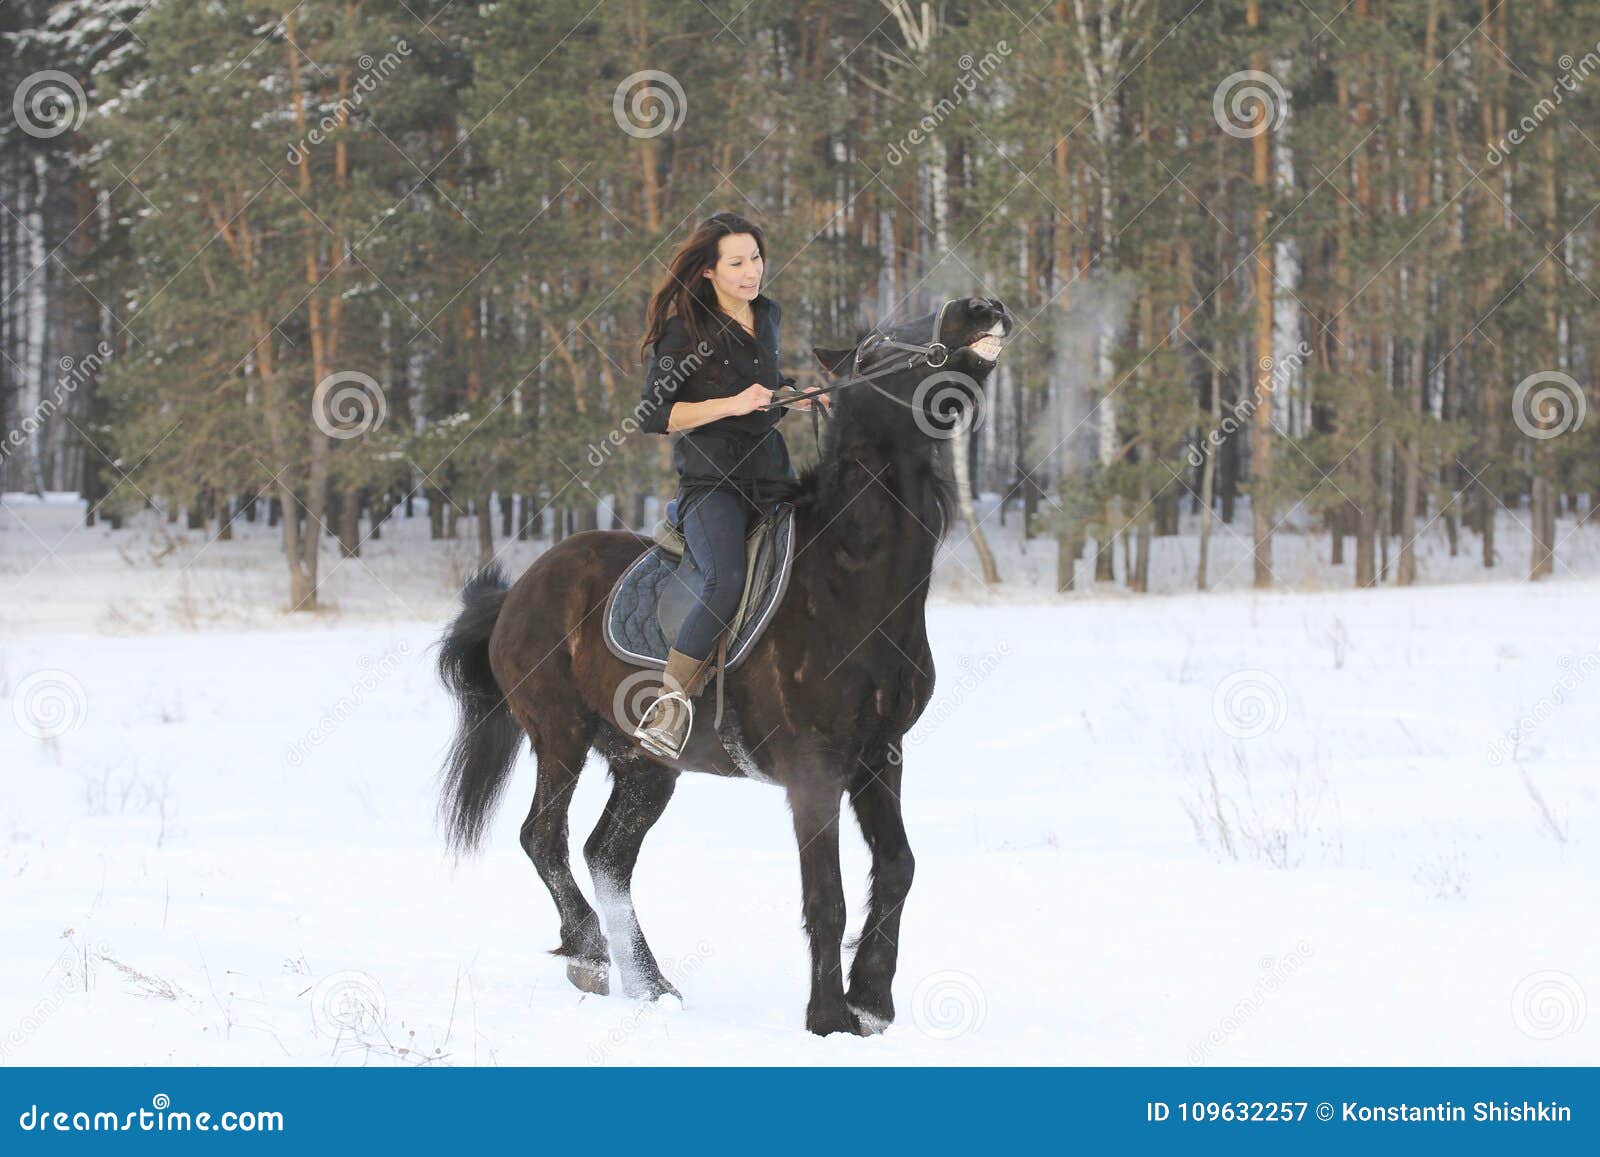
left=672, top=487, right=763, bottom=661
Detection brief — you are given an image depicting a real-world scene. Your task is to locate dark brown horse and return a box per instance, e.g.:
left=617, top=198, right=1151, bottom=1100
left=435, top=296, right=1013, bottom=1035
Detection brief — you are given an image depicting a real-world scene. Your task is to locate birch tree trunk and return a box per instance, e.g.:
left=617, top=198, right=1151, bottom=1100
left=1397, top=0, right=1439, bottom=586
left=1247, top=0, right=1275, bottom=588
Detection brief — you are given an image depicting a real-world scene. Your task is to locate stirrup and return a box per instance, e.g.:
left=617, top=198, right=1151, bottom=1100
left=633, top=690, right=694, bottom=759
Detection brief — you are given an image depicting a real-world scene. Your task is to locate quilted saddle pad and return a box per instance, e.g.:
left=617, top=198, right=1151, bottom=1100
left=603, top=502, right=797, bottom=671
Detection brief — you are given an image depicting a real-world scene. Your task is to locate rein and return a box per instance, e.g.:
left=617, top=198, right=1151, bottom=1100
left=759, top=346, right=946, bottom=411
left=759, top=298, right=959, bottom=439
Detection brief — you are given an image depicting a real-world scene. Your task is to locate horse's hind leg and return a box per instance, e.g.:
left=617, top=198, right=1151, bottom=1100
left=583, top=754, right=680, bottom=1000
left=519, top=716, right=610, bottom=994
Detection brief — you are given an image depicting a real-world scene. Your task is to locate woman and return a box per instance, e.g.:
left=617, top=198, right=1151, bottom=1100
left=630, top=211, right=828, bottom=760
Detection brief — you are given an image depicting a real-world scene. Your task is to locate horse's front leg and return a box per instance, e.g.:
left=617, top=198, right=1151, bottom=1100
left=787, top=780, right=862, bottom=1036
left=844, top=745, right=914, bottom=1032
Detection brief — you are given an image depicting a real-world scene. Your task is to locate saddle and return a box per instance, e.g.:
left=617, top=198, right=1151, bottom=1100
left=603, top=499, right=797, bottom=728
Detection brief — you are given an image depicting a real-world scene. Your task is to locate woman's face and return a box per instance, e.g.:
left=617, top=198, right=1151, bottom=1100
left=702, top=233, right=763, bottom=306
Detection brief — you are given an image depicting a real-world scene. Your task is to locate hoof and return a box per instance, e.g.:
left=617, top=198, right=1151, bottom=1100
left=847, top=1003, right=891, bottom=1035
left=566, top=957, right=610, bottom=995
left=622, top=974, right=682, bottom=1002
left=806, top=1007, right=869, bottom=1037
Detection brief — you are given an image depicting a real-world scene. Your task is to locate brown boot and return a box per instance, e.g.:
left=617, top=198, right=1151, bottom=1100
left=632, top=646, right=717, bottom=759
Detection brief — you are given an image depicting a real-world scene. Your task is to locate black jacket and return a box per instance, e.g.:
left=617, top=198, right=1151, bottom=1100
left=635, top=293, right=797, bottom=498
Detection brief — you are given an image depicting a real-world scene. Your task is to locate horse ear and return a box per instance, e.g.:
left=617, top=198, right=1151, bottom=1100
left=812, top=346, right=856, bottom=375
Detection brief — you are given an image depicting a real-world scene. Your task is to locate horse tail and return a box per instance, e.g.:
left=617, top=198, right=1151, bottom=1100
left=436, top=561, right=521, bottom=856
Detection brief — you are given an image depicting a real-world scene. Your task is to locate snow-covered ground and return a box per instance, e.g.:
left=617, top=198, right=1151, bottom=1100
left=1, top=494, right=1596, bottom=1065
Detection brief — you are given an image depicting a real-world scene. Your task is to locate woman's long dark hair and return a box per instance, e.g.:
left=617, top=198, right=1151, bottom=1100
left=639, top=211, right=767, bottom=363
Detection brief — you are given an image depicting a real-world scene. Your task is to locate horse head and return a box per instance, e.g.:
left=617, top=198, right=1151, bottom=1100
left=809, top=296, right=1015, bottom=441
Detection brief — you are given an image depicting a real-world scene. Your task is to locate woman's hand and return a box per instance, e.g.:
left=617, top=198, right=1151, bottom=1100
left=728, top=383, right=775, bottom=416
left=790, top=389, right=831, bottom=413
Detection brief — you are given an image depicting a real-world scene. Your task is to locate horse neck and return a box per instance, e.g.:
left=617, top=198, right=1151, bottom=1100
left=800, top=382, right=950, bottom=610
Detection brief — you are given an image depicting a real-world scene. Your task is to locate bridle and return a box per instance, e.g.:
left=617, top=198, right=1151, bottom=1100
left=757, top=298, right=960, bottom=437
left=850, top=296, right=957, bottom=375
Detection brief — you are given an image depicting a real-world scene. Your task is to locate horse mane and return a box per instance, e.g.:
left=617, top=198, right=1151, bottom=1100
left=784, top=313, right=975, bottom=544
left=789, top=401, right=959, bottom=544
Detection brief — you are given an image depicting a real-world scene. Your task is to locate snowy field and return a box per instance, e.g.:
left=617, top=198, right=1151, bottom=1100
left=2, top=494, right=1597, bottom=1065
